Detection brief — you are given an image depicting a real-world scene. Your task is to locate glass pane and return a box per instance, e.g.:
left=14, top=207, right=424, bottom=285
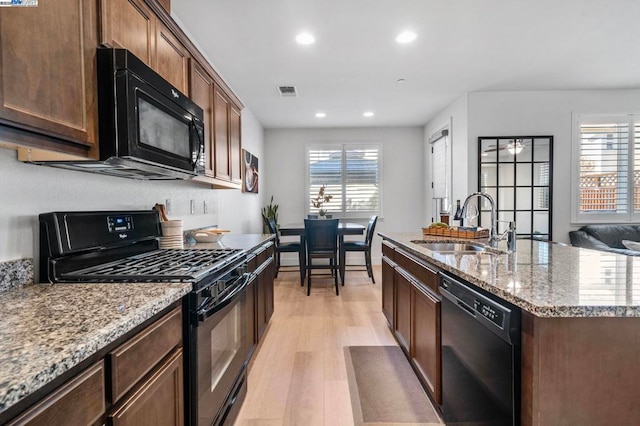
left=516, top=211, right=532, bottom=234
left=533, top=211, right=549, bottom=235
left=210, top=303, right=242, bottom=391
left=479, top=211, right=491, bottom=229
left=480, top=139, right=498, bottom=162
left=533, top=187, right=550, bottom=210
left=534, top=163, right=551, bottom=186
left=498, top=188, right=514, bottom=210
left=498, top=163, right=514, bottom=186
left=480, top=164, right=497, bottom=186
left=514, top=138, right=533, bottom=162
left=516, top=163, right=532, bottom=186
left=516, top=188, right=532, bottom=210
left=533, top=138, right=551, bottom=161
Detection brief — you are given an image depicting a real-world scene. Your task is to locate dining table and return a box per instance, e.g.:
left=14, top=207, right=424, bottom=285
left=278, top=222, right=366, bottom=285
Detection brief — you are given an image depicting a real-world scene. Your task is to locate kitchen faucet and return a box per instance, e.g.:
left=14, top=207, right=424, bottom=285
left=461, top=192, right=516, bottom=250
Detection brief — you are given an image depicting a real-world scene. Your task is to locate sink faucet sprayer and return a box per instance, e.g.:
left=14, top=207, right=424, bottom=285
left=461, top=192, right=517, bottom=251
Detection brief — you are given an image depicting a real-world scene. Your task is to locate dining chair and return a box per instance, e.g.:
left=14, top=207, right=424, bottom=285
left=267, top=218, right=306, bottom=284
left=340, top=215, right=378, bottom=284
left=304, top=218, right=340, bottom=296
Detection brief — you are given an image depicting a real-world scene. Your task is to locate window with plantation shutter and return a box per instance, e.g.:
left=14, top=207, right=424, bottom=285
left=572, top=114, right=640, bottom=223
left=306, top=144, right=382, bottom=217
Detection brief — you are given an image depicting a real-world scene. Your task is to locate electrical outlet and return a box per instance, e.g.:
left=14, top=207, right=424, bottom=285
left=203, top=200, right=208, bottom=214
left=165, top=199, right=172, bottom=214
left=190, top=199, right=196, bottom=215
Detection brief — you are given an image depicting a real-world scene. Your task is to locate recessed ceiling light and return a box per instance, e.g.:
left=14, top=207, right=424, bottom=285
left=363, top=111, right=374, bottom=118
left=395, top=31, right=417, bottom=44
left=397, top=78, right=406, bottom=83
left=315, top=112, right=326, bottom=118
left=296, top=32, right=316, bottom=45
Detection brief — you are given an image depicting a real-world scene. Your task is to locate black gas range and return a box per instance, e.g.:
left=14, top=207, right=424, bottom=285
left=39, top=210, right=254, bottom=426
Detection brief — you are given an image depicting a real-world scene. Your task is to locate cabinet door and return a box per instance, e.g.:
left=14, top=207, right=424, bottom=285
left=154, top=21, right=189, bottom=94
left=213, top=86, right=230, bottom=181
left=8, top=361, right=105, bottom=426
left=264, top=258, right=275, bottom=323
left=0, top=0, right=98, bottom=151
left=411, top=283, right=442, bottom=404
left=381, top=256, right=395, bottom=326
left=189, top=60, right=214, bottom=177
left=394, top=269, right=411, bottom=354
left=100, top=0, right=155, bottom=66
left=229, top=104, right=242, bottom=184
left=110, top=349, right=184, bottom=426
left=256, top=264, right=267, bottom=341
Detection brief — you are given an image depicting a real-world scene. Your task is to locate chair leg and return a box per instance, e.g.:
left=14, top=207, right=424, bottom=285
left=275, top=252, right=280, bottom=278
left=299, top=248, right=306, bottom=286
left=339, top=247, right=346, bottom=286
left=365, top=250, right=374, bottom=283
left=334, top=258, right=339, bottom=295
left=307, top=264, right=312, bottom=296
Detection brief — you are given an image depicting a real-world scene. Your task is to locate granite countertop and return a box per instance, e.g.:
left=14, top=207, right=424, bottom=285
left=380, top=232, right=640, bottom=318
left=0, top=281, right=191, bottom=416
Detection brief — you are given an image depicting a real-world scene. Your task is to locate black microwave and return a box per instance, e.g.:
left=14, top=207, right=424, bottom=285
left=94, top=47, right=205, bottom=179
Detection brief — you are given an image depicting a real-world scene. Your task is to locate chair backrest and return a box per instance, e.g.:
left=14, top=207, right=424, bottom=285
left=266, top=218, right=280, bottom=245
left=364, top=215, right=378, bottom=247
left=307, top=214, right=319, bottom=219
left=304, top=219, right=339, bottom=253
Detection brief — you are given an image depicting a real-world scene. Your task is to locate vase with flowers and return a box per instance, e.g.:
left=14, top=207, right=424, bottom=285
left=311, top=184, right=333, bottom=217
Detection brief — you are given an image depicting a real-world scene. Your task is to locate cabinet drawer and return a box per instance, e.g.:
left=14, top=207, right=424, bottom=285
left=109, top=348, right=184, bottom=426
left=382, top=240, right=396, bottom=261
left=8, top=361, right=105, bottom=426
left=109, top=307, right=182, bottom=403
left=395, top=250, right=439, bottom=294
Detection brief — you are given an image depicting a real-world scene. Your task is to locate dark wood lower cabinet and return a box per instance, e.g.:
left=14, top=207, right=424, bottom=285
left=109, top=348, right=184, bottom=426
left=7, top=361, right=105, bottom=426
left=394, top=269, right=412, bottom=354
left=411, top=282, right=441, bottom=404
left=381, top=256, right=395, bottom=326
left=384, top=243, right=442, bottom=406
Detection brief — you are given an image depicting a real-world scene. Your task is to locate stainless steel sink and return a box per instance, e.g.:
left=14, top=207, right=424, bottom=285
left=410, top=241, right=489, bottom=254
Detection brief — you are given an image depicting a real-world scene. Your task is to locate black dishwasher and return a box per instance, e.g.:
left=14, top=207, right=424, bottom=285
left=439, top=273, right=521, bottom=426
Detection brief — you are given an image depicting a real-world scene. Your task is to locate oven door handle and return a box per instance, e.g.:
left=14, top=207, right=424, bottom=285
left=197, top=272, right=253, bottom=322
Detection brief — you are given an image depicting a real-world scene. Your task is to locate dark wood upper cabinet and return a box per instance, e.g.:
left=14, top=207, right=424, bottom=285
left=0, top=0, right=98, bottom=154
left=99, top=0, right=155, bottom=66
left=154, top=20, right=189, bottom=94
left=189, top=61, right=215, bottom=176
left=213, top=87, right=231, bottom=181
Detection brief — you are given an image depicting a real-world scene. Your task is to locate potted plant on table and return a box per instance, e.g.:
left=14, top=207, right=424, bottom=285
left=261, top=195, right=279, bottom=233
left=311, top=184, right=333, bottom=218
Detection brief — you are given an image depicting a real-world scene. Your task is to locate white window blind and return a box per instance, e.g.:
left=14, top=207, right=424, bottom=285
left=306, top=144, right=381, bottom=217
left=573, top=114, right=640, bottom=222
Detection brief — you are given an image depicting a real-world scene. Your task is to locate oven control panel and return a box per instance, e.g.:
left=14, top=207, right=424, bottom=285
left=108, top=215, right=134, bottom=233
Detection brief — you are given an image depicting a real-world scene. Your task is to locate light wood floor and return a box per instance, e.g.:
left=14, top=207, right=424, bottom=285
left=234, top=266, right=398, bottom=426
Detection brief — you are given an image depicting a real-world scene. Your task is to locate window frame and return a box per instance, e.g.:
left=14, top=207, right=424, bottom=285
left=571, top=112, right=640, bottom=224
left=305, top=143, right=383, bottom=219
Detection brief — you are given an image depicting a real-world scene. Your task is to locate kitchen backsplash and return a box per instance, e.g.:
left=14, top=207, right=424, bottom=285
left=0, top=259, right=33, bottom=293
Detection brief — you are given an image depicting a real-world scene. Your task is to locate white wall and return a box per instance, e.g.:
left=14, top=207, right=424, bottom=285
left=431, top=89, right=640, bottom=243
left=423, top=94, right=469, bottom=225
left=0, top=108, right=265, bottom=264
left=264, top=126, right=425, bottom=264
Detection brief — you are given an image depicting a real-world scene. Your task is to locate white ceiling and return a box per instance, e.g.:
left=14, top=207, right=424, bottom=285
left=171, top=0, right=640, bottom=129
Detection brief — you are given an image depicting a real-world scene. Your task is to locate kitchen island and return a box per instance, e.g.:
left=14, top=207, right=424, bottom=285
left=380, top=232, right=640, bottom=426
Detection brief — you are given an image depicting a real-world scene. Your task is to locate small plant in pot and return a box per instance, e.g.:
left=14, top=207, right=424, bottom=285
left=311, top=184, right=333, bottom=218
left=261, top=195, right=279, bottom=233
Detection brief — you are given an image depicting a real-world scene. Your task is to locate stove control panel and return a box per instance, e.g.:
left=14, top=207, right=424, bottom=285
left=107, top=215, right=134, bottom=233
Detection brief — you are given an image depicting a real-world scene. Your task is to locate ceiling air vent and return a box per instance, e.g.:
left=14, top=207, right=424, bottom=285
left=277, top=85, right=298, bottom=97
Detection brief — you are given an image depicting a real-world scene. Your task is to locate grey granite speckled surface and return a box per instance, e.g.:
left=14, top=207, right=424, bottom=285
left=380, top=232, right=640, bottom=317
left=0, top=259, right=33, bottom=293
left=0, top=282, right=191, bottom=415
